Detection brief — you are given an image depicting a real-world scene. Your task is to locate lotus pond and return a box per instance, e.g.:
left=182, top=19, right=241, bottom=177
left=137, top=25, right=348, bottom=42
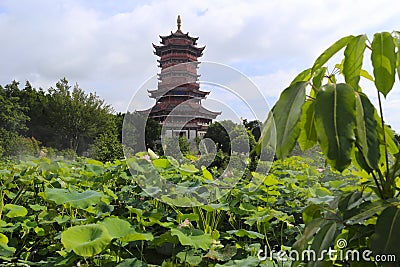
left=0, top=154, right=379, bottom=266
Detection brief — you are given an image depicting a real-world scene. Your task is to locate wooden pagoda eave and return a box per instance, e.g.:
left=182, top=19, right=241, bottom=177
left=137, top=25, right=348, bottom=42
left=159, top=32, right=199, bottom=45
left=148, top=88, right=210, bottom=98
left=153, top=45, right=205, bottom=57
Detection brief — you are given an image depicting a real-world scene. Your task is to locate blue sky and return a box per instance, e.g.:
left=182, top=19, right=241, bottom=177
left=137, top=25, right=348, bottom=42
left=1, top=0, right=400, bottom=130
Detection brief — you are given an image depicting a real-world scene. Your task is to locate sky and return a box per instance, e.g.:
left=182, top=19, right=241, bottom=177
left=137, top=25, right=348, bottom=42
left=1, top=0, right=400, bottom=130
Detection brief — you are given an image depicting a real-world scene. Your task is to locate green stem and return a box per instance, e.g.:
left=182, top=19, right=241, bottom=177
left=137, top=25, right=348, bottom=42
left=377, top=91, right=390, bottom=181
left=371, top=171, right=384, bottom=199
left=0, top=190, right=3, bottom=220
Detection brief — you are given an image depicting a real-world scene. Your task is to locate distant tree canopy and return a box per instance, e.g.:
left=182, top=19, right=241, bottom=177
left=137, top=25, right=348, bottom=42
left=0, top=82, right=29, bottom=133
left=121, top=112, right=161, bottom=154
left=0, top=79, right=119, bottom=157
left=204, top=120, right=258, bottom=155
left=0, top=78, right=259, bottom=163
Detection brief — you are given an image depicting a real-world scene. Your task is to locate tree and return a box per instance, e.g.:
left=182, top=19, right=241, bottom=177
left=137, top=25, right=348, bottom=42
left=0, top=82, right=29, bottom=133
left=258, top=31, right=400, bottom=262
left=122, top=112, right=161, bottom=154
left=0, top=82, right=34, bottom=158
left=204, top=121, right=232, bottom=154
left=46, top=78, right=115, bottom=153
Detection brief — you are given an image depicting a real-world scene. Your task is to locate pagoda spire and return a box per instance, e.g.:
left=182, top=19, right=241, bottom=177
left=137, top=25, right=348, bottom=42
left=177, top=15, right=181, bottom=31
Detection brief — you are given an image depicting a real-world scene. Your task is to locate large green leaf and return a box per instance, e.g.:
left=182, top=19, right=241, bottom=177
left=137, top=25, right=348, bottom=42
left=3, top=204, right=28, bottom=218
left=354, top=92, right=380, bottom=170
left=0, top=243, right=16, bottom=257
left=292, top=218, right=325, bottom=252
left=343, top=34, right=367, bottom=89
left=176, top=250, right=203, bottom=266
left=308, top=222, right=337, bottom=267
left=44, top=188, right=103, bottom=209
left=370, top=206, right=400, bottom=258
left=61, top=224, right=112, bottom=257
left=152, top=158, right=171, bottom=169
left=315, top=83, right=356, bottom=171
left=121, top=229, right=154, bottom=242
left=227, top=229, right=264, bottom=239
left=371, top=32, right=396, bottom=96
left=291, top=68, right=312, bottom=84
left=204, top=245, right=237, bottom=261
left=100, top=217, right=132, bottom=239
left=345, top=200, right=390, bottom=225
left=298, top=100, right=317, bottom=151
left=312, top=67, right=327, bottom=89
left=311, top=35, right=353, bottom=73
left=170, top=228, right=213, bottom=250
left=273, top=81, right=307, bottom=158
left=256, top=109, right=276, bottom=156
left=395, top=31, right=400, bottom=81
left=0, top=233, right=15, bottom=257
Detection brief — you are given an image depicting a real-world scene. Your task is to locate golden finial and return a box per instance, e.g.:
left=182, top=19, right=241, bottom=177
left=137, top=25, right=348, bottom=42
left=177, top=15, right=181, bottom=31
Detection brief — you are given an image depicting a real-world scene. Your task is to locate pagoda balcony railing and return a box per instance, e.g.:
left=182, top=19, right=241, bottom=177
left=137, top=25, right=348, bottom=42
left=157, top=79, right=198, bottom=87
left=161, top=121, right=210, bottom=127
left=162, top=122, right=200, bottom=127
left=160, top=53, right=199, bottom=61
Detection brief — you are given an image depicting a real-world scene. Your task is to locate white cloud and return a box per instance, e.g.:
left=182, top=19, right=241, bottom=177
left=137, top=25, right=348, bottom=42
left=1, top=0, right=400, bottom=130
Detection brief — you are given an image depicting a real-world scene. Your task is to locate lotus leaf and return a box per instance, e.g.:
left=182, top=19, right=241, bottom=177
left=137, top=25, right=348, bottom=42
left=44, top=188, right=102, bottom=209
left=3, top=204, right=28, bottom=218
left=61, top=224, right=112, bottom=257
left=100, top=217, right=132, bottom=239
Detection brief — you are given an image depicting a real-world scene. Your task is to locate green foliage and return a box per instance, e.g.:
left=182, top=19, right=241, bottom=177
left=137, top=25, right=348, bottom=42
left=371, top=32, right=396, bottom=96
left=61, top=224, right=112, bottom=257
left=1, top=78, right=118, bottom=156
left=298, top=100, right=317, bottom=151
left=89, top=131, right=124, bottom=162
left=354, top=92, right=380, bottom=170
left=315, top=83, right=356, bottom=171
left=46, top=78, right=115, bottom=153
left=259, top=30, right=400, bottom=266
left=122, top=112, right=162, bottom=153
left=242, top=119, right=262, bottom=141
left=0, top=129, right=40, bottom=158
left=370, top=206, right=400, bottom=258
left=0, top=82, right=29, bottom=133
left=343, top=34, right=367, bottom=89
left=204, top=121, right=232, bottom=154
left=58, top=148, right=78, bottom=160
left=270, top=81, right=307, bottom=158
left=0, top=151, right=354, bottom=266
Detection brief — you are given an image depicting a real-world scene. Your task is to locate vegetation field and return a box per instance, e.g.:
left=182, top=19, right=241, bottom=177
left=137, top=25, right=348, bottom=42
left=0, top=153, right=371, bottom=266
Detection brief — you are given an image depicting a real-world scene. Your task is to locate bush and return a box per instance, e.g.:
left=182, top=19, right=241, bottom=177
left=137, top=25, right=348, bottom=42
left=0, top=129, right=39, bottom=159
left=58, top=149, right=78, bottom=160
left=89, top=131, right=123, bottom=162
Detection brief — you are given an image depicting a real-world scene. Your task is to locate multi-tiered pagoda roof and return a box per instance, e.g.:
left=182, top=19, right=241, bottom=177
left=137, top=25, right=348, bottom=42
left=139, top=16, right=220, bottom=139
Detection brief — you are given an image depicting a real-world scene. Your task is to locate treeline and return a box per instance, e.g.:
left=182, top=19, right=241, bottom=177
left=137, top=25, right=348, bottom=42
left=0, top=79, right=125, bottom=160
left=0, top=78, right=262, bottom=163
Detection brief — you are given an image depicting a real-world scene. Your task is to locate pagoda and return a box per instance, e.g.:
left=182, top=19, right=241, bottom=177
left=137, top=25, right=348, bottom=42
left=140, top=15, right=220, bottom=139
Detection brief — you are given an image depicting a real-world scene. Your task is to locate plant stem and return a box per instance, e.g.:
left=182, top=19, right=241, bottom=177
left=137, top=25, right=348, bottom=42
left=377, top=91, right=390, bottom=181
left=371, top=171, right=384, bottom=199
